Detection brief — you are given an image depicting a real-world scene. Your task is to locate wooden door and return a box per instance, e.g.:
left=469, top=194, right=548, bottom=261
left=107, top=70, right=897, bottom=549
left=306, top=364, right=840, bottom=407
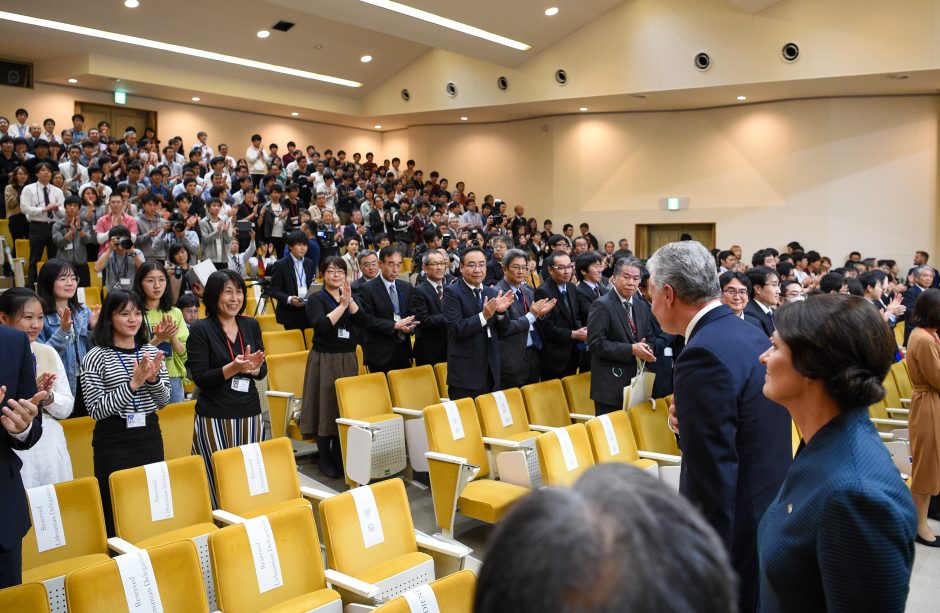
left=76, top=103, right=156, bottom=140
left=635, top=223, right=716, bottom=258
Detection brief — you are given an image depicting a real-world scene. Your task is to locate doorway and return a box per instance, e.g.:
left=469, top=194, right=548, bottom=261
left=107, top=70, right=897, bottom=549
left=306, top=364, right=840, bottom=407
left=635, top=223, right=716, bottom=258
left=75, top=102, right=157, bottom=141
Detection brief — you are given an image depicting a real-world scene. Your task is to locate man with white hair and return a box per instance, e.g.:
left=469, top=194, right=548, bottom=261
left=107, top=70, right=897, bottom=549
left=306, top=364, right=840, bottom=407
left=646, top=240, right=791, bottom=613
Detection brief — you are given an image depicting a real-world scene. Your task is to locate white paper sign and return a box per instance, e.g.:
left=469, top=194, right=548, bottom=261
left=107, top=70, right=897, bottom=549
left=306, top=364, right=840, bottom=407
left=192, top=259, right=216, bottom=286
left=241, top=443, right=270, bottom=496
left=350, top=486, right=385, bottom=549
left=442, top=401, right=464, bottom=440
left=555, top=428, right=579, bottom=472
left=144, top=462, right=174, bottom=522
left=403, top=584, right=442, bottom=613
left=598, top=414, right=620, bottom=457
left=26, top=485, right=66, bottom=552
left=493, top=391, right=513, bottom=428
left=115, top=549, right=165, bottom=613
left=243, top=515, right=284, bottom=594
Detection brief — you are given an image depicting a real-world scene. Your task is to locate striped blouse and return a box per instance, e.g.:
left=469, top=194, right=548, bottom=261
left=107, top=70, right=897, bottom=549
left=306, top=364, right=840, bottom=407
left=79, top=344, right=171, bottom=421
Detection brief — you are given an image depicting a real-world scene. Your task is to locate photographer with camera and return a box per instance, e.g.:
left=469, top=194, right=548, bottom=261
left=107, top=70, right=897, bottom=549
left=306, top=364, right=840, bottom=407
left=95, top=225, right=144, bottom=291
left=160, top=194, right=200, bottom=265
left=315, top=209, right=341, bottom=258
left=94, top=192, right=137, bottom=257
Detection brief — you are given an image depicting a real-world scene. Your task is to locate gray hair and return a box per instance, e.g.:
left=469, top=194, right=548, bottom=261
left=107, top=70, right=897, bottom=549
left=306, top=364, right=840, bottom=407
left=422, top=248, right=448, bottom=267
left=502, top=248, right=529, bottom=267
left=493, top=235, right=514, bottom=250
left=357, top=249, right=377, bottom=263
left=612, top=256, right=643, bottom=277
left=647, top=241, right=721, bottom=305
left=914, top=265, right=934, bottom=277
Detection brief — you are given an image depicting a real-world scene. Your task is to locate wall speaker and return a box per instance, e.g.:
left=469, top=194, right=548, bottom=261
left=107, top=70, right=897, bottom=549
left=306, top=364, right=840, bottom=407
left=445, top=82, right=458, bottom=97
left=781, top=42, right=800, bottom=63
left=400, top=88, right=410, bottom=102
left=0, top=59, right=32, bottom=88
left=694, top=52, right=711, bottom=71
left=554, top=69, right=568, bottom=85
left=497, top=76, right=509, bottom=90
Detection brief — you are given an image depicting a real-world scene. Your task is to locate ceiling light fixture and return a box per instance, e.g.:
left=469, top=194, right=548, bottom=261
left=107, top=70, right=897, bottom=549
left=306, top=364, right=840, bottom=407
left=460, top=116, right=469, bottom=121
left=291, top=112, right=299, bottom=116
left=579, top=107, right=588, bottom=111
left=359, top=0, right=531, bottom=51
left=360, top=55, right=373, bottom=63
left=545, top=7, right=559, bottom=16
left=374, top=124, right=382, bottom=129
left=736, top=95, right=747, bottom=101
left=256, top=30, right=270, bottom=39
left=191, top=96, right=200, bottom=101
left=0, top=10, right=363, bottom=88
left=124, top=0, right=140, bottom=8
left=68, top=78, right=78, bottom=83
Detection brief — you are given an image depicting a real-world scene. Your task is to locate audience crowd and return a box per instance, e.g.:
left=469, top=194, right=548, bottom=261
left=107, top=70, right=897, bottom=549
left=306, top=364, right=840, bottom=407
left=0, top=108, right=937, bottom=613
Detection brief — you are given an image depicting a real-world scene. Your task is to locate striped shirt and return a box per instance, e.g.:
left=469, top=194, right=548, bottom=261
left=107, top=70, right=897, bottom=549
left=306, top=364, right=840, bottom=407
left=80, top=344, right=171, bottom=421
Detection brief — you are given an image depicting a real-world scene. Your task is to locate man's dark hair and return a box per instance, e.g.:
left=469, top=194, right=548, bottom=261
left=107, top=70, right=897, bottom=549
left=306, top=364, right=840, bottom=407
left=574, top=252, right=602, bottom=278
left=285, top=230, right=307, bottom=248
left=379, top=245, right=401, bottom=262
left=819, top=272, right=846, bottom=294
left=717, top=250, right=734, bottom=266
left=546, top=234, right=568, bottom=248
left=746, top=266, right=778, bottom=299
left=751, top=249, right=772, bottom=267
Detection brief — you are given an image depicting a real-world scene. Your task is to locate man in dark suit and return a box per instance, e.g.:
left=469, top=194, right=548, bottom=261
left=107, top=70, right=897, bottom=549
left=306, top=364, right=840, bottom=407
left=497, top=249, right=556, bottom=388
left=484, top=236, right=512, bottom=287
left=443, top=247, right=514, bottom=400
left=647, top=240, right=791, bottom=613
left=412, top=249, right=449, bottom=366
left=270, top=230, right=318, bottom=330
left=0, top=326, right=44, bottom=588
left=743, top=266, right=779, bottom=338
left=575, top=252, right=608, bottom=373
left=902, top=265, right=935, bottom=345
left=350, top=249, right=380, bottom=299
left=358, top=245, right=418, bottom=373
left=587, top=257, right=656, bottom=415
left=535, top=252, right=586, bottom=380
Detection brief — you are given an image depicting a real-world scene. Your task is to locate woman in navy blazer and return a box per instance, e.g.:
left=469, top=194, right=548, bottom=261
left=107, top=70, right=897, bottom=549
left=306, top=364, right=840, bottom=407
left=757, top=294, right=916, bottom=613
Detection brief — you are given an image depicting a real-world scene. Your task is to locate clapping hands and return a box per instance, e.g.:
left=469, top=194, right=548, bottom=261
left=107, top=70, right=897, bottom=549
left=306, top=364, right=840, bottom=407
left=130, top=352, right=165, bottom=392
left=233, top=344, right=265, bottom=375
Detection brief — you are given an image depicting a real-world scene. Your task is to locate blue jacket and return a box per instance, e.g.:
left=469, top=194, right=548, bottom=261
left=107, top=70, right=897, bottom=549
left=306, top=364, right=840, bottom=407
left=758, top=408, right=916, bottom=613
left=39, top=304, right=94, bottom=395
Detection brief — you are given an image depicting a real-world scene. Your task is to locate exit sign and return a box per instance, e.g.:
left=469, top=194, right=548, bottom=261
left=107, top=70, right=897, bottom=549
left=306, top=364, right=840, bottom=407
left=660, top=197, right=689, bottom=211
left=114, top=91, right=126, bottom=105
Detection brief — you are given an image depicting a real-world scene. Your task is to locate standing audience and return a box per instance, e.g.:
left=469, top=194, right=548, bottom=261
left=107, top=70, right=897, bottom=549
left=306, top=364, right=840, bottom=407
left=133, top=261, right=189, bottom=404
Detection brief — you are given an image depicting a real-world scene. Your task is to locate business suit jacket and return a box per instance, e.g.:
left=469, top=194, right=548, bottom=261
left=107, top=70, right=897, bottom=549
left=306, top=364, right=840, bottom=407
left=645, top=305, right=683, bottom=399
left=412, top=279, right=448, bottom=366
left=358, top=276, right=415, bottom=370
left=496, top=280, right=539, bottom=386
left=902, top=285, right=925, bottom=346
left=0, top=326, right=42, bottom=552
left=270, top=255, right=317, bottom=330
left=758, top=409, right=916, bottom=613
left=743, top=299, right=775, bottom=338
left=674, top=304, right=791, bottom=613
left=586, top=290, right=653, bottom=409
left=443, top=281, right=509, bottom=392
left=534, top=278, right=582, bottom=378
left=575, top=281, right=607, bottom=326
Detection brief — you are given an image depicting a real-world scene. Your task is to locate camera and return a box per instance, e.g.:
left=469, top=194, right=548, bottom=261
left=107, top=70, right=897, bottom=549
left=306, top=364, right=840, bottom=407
left=173, top=221, right=186, bottom=233
left=119, top=238, right=134, bottom=250
left=492, top=215, right=503, bottom=225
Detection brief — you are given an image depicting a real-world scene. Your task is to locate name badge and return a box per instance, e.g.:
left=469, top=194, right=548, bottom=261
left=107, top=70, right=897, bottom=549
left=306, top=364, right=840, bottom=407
left=120, top=278, right=131, bottom=287
left=337, top=328, right=350, bottom=339
left=127, top=412, right=146, bottom=429
left=64, top=243, right=73, bottom=251
left=664, top=347, right=673, bottom=357
left=232, top=377, right=250, bottom=392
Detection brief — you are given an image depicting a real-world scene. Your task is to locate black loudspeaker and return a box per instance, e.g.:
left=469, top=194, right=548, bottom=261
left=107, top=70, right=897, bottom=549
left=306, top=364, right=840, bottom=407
left=0, top=60, right=32, bottom=88
left=445, top=82, right=457, bottom=97
left=497, top=76, right=508, bottom=90
left=781, top=42, right=800, bottom=63
left=694, top=52, right=711, bottom=71
left=401, top=88, right=410, bottom=102
left=554, top=69, right=568, bottom=85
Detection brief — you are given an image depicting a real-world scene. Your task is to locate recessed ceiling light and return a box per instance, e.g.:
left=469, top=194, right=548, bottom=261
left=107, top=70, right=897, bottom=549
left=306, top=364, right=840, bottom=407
left=191, top=96, right=200, bottom=101
left=360, top=55, right=373, bottom=63
left=0, top=11, right=363, bottom=87
left=545, top=7, right=559, bottom=16
left=68, top=78, right=78, bottom=84
left=124, top=0, right=140, bottom=8
left=460, top=116, right=468, bottom=121
left=359, top=0, right=531, bottom=51
left=579, top=107, right=588, bottom=112
left=291, top=112, right=299, bottom=116
left=736, top=95, right=747, bottom=101
left=257, top=30, right=270, bottom=39
left=374, top=124, right=382, bottom=129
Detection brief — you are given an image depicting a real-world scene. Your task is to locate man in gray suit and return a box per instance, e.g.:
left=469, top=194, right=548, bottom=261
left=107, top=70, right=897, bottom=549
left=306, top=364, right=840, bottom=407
left=497, top=249, right=555, bottom=389
left=587, top=257, right=656, bottom=414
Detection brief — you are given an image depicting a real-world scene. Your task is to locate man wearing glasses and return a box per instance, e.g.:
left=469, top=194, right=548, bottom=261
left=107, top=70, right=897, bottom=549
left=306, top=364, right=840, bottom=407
left=743, top=267, right=780, bottom=337
left=497, top=249, right=555, bottom=388
left=412, top=250, right=450, bottom=366
left=535, top=251, right=588, bottom=381
left=359, top=246, right=419, bottom=373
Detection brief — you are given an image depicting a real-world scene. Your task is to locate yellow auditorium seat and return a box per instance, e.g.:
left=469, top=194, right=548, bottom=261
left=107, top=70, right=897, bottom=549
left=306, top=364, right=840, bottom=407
left=475, top=388, right=539, bottom=444
left=585, top=410, right=659, bottom=472
left=402, top=256, right=413, bottom=273
left=304, top=327, right=314, bottom=348
left=21, top=477, right=110, bottom=608
left=561, top=372, right=595, bottom=416
left=869, top=398, right=908, bottom=433
left=0, top=582, right=49, bottom=613
left=16, top=238, right=31, bottom=264
left=159, top=399, right=196, bottom=460
left=895, top=321, right=905, bottom=348
left=87, top=262, right=102, bottom=288
left=61, top=416, right=96, bottom=479
left=255, top=313, right=285, bottom=332
left=210, top=438, right=331, bottom=525
left=66, top=540, right=209, bottom=613
left=792, top=421, right=803, bottom=457
left=265, top=350, right=312, bottom=440
left=388, top=364, right=447, bottom=409
left=535, top=423, right=596, bottom=487
left=372, top=570, right=476, bottom=613
left=883, top=372, right=911, bottom=418
left=335, top=372, right=409, bottom=487
left=628, top=398, right=681, bottom=457
left=0, top=219, right=11, bottom=251
left=78, top=286, right=102, bottom=307
left=262, top=329, right=306, bottom=355
left=209, top=506, right=342, bottom=613
left=434, top=362, right=448, bottom=397
left=891, top=360, right=913, bottom=401
left=319, top=478, right=470, bottom=604
left=521, top=379, right=594, bottom=430
left=424, top=398, right=530, bottom=539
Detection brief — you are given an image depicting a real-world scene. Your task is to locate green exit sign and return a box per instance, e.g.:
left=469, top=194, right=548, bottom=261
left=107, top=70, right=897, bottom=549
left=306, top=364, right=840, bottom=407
left=114, top=91, right=126, bottom=105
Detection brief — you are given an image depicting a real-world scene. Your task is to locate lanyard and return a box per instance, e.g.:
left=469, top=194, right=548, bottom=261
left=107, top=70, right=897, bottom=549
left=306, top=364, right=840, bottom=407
left=294, top=259, right=306, bottom=291
left=223, top=323, right=246, bottom=361
left=115, top=347, right=141, bottom=411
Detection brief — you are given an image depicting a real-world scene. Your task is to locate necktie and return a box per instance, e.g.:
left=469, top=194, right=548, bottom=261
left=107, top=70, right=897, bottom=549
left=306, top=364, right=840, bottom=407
left=231, top=255, right=241, bottom=275
left=473, top=288, right=483, bottom=308
left=594, top=285, right=601, bottom=299
left=517, top=288, right=543, bottom=349
left=624, top=300, right=637, bottom=337
left=43, top=186, right=52, bottom=219
left=389, top=283, right=401, bottom=315
left=436, top=284, right=443, bottom=300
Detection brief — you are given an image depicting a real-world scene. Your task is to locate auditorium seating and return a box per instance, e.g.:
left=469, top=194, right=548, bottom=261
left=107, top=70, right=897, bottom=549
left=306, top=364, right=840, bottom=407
left=521, top=379, right=594, bottom=430
left=535, top=423, right=596, bottom=487
left=891, top=360, right=914, bottom=402
left=265, top=350, right=312, bottom=440
left=77, top=286, right=101, bottom=307
left=158, top=400, right=197, bottom=460
left=584, top=410, right=659, bottom=474
left=424, top=398, right=530, bottom=539
left=66, top=540, right=210, bottom=613
left=60, top=416, right=95, bottom=479
left=561, top=372, right=595, bottom=416
left=627, top=399, right=681, bottom=457
left=434, top=362, right=448, bottom=397
left=372, top=570, right=476, bottom=613
left=262, top=328, right=306, bottom=355
left=0, top=582, right=49, bottom=613
left=255, top=313, right=285, bottom=333
left=869, top=399, right=908, bottom=433
left=209, top=506, right=342, bottom=613
left=388, top=364, right=447, bottom=410
left=319, top=478, right=470, bottom=604
left=474, top=388, right=539, bottom=444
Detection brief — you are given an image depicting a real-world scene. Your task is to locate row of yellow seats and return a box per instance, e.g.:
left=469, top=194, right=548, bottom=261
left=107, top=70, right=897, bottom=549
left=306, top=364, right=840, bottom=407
left=869, top=360, right=915, bottom=435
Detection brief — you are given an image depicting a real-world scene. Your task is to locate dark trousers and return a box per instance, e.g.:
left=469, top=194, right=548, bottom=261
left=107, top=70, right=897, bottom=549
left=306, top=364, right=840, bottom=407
left=540, top=351, right=578, bottom=382
left=0, top=545, right=22, bottom=589
left=251, top=174, right=264, bottom=189
left=594, top=402, right=621, bottom=416
left=27, top=221, right=57, bottom=286
left=371, top=341, right=413, bottom=374
left=450, top=369, right=495, bottom=401
left=501, top=347, right=541, bottom=389
left=8, top=213, right=28, bottom=246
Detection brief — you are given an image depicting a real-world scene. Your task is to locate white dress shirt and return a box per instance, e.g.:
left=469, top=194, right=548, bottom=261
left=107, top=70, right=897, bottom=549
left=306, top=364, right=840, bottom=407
left=684, top=299, right=723, bottom=340
left=20, top=181, right=65, bottom=223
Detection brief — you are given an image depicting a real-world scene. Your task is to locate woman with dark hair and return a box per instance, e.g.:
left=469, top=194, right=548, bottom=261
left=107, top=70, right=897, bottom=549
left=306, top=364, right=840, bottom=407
left=0, top=288, right=74, bottom=487
left=166, top=243, right=194, bottom=303
left=907, top=288, right=940, bottom=547
left=4, top=165, right=29, bottom=246
left=36, top=258, right=99, bottom=394
left=300, top=256, right=367, bottom=477
left=186, top=270, right=266, bottom=501
left=719, top=271, right=750, bottom=318
left=757, top=294, right=916, bottom=612
left=133, top=261, right=189, bottom=404
left=80, top=289, right=170, bottom=534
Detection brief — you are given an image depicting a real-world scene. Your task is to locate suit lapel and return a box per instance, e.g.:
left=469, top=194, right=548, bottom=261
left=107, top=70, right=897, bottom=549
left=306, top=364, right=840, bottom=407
left=611, top=292, right=635, bottom=342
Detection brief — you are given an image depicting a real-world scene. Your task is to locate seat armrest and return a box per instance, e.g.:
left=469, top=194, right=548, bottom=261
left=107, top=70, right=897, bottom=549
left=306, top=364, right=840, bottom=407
left=392, top=406, right=423, bottom=417
left=879, top=432, right=895, bottom=441
left=300, top=485, right=335, bottom=502
left=439, top=397, right=450, bottom=402
left=336, top=417, right=371, bottom=428
left=638, top=450, right=682, bottom=464
left=900, top=398, right=912, bottom=405
left=425, top=451, right=469, bottom=465
left=886, top=407, right=910, bottom=416
left=265, top=390, right=294, bottom=398
left=415, top=532, right=472, bottom=558
left=569, top=413, right=594, bottom=422
left=107, top=537, right=140, bottom=555
left=212, top=509, right=246, bottom=525
left=870, top=417, right=908, bottom=427
left=529, top=424, right=555, bottom=433
left=324, top=569, right=380, bottom=600
left=481, top=436, right=528, bottom=449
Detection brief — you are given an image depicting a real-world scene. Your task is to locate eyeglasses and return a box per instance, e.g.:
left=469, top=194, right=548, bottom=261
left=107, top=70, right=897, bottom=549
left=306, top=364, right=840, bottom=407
left=723, top=288, right=749, bottom=297
left=56, top=275, right=79, bottom=283
left=427, top=262, right=447, bottom=268
left=463, top=262, right=487, bottom=270
left=551, top=265, right=575, bottom=271
left=506, top=265, right=528, bottom=272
